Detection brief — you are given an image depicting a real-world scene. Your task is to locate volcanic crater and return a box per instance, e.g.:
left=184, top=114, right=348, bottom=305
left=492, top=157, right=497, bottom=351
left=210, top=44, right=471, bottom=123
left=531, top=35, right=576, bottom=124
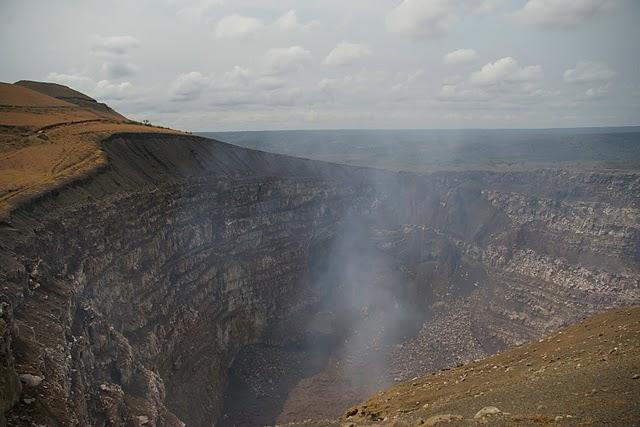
left=1, top=82, right=639, bottom=426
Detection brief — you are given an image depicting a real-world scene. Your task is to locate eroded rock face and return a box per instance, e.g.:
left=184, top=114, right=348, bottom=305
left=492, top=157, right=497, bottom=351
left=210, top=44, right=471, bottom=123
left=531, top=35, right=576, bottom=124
left=0, top=134, right=370, bottom=426
left=223, top=171, right=640, bottom=425
left=1, top=134, right=638, bottom=426
left=371, top=172, right=639, bottom=370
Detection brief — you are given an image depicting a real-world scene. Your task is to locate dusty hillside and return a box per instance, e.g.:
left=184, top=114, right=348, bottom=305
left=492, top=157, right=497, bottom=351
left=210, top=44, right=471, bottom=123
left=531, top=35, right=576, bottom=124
left=337, top=306, right=640, bottom=426
left=14, top=80, right=126, bottom=120
left=14, top=80, right=98, bottom=102
left=0, top=81, right=182, bottom=219
left=0, top=83, right=72, bottom=107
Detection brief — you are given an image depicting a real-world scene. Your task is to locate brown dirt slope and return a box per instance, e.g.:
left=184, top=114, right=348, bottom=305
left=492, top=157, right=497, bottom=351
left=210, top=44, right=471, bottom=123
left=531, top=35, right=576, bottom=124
left=14, top=80, right=96, bottom=102
left=332, top=306, right=640, bottom=426
left=14, top=80, right=126, bottom=120
left=0, top=80, right=182, bottom=219
left=0, top=83, right=72, bottom=107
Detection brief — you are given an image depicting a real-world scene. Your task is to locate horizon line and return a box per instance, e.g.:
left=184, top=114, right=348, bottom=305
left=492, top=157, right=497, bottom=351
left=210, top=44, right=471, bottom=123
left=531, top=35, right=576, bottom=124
left=194, top=124, right=640, bottom=133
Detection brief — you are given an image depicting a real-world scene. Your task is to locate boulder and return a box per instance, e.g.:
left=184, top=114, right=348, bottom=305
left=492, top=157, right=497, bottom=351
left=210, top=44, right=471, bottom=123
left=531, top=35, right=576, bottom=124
left=474, top=406, right=502, bottom=419
left=19, top=373, right=43, bottom=387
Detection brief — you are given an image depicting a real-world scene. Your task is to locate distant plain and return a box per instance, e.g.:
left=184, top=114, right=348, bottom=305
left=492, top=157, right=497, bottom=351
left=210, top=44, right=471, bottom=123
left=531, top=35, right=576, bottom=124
left=201, top=128, right=640, bottom=173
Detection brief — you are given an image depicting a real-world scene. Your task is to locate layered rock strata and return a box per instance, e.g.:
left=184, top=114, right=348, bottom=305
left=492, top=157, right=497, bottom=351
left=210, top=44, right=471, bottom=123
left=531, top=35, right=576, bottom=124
left=1, top=133, right=638, bottom=426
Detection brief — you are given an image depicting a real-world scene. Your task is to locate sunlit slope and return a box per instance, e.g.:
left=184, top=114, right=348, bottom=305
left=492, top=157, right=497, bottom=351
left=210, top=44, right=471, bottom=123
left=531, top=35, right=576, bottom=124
left=0, top=81, right=183, bottom=219
left=15, top=80, right=126, bottom=120
left=340, top=306, right=640, bottom=426
left=0, top=82, right=73, bottom=107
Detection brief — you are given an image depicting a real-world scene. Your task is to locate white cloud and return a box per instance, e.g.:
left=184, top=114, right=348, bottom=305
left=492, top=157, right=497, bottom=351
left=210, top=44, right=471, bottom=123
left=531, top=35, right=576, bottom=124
left=90, top=36, right=140, bottom=82
left=444, top=48, right=478, bottom=65
left=387, top=69, right=425, bottom=98
left=176, top=0, right=225, bottom=22
left=263, top=46, right=313, bottom=74
left=516, top=0, right=615, bottom=28
left=385, top=0, right=504, bottom=40
left=12, top=0, right=634, bottom=129
left=564, top=61, right=616, bottom=84
left=214, top=66, right=251, bottom=89
left=470, top=57, right=542, bottom=85
left=275, top=10, right=317, bottom=32
left=212, top=66, right=285, bottom=92
left=386, top=0, right=456, bottom=40
left=438, top=84, right=460, bottom=99
left=324, top=42, right=372, bottom=67
left=171, top=71, right=210, bottom=101
left=46, top=72, right=95, bottom=92
left=464, top=0, right=504, bottom=13
left=94, top=80, right=134, bottom=100
left=564, top=62, right=616, bottom=102
left=102, top=62, right=137, bottom=79
left=91, top=35, right=139, bottom=56
left=317, top=72, right=369, bottom=99
left=444, top=74, right=464, bottom=85
left=438, top=79, right=555, bottom=104
left=46, top=71, right=136, bottom=101
left=437, top=83, right=489, bottom=101
left=215, top=14, right=263, bottom=39
left=441, top=56, right=548, bottom=103
left=167, top=65, right=301, bottom=108
left=584, top=83, right=611, bottom=100
left=254, top=75, right=287, bottom=91
left=318, top=77, right=339, bottom=94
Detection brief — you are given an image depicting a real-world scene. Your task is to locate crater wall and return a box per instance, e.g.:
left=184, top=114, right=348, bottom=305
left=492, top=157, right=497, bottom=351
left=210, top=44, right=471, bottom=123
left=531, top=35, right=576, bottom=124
left=1, top=134, right=638, bottom=426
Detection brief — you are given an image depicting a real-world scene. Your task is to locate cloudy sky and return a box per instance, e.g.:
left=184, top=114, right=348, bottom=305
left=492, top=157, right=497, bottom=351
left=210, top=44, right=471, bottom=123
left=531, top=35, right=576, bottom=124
left=1, top=0, right=639, bottom=131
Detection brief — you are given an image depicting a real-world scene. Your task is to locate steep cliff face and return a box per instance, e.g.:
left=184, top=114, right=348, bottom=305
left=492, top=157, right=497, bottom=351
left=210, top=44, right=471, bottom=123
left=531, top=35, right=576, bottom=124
left=221, top=170, right=639, bottom=425
left=378, top=171, right=639, bottom=360
left=0, top=134, right=371, bottom=426
left=1, top=133, right=639, bottom=426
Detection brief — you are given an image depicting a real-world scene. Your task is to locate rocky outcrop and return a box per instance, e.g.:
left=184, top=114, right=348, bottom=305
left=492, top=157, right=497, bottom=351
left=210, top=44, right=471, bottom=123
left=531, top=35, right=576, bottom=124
left=1, top=133, right=638, bottom=426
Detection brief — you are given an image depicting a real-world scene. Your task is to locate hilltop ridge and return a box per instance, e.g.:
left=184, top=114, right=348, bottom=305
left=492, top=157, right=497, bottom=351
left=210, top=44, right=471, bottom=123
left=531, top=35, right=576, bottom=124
left=14, top=80, right=126, bottom=120
left=0, top=80, right=182, bottom=219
